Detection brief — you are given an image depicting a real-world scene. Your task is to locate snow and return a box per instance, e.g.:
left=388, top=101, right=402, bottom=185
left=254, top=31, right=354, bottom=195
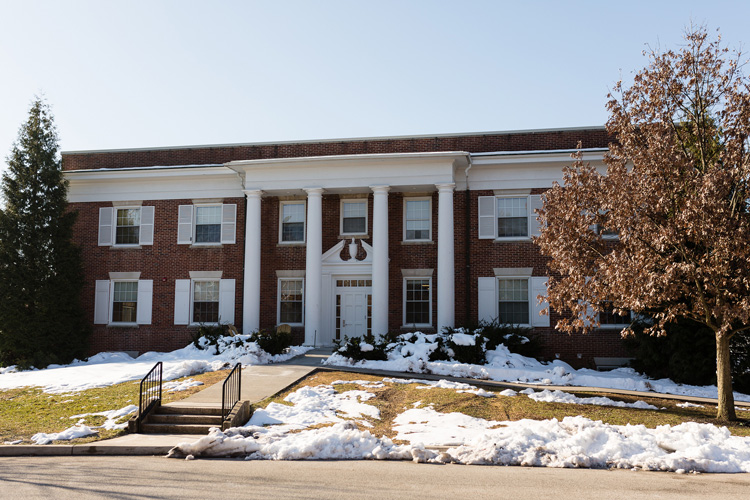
left=69, top=404, right=138, bottom=430
left=526, top=389, right=659, bottom=410
left=164, top=378, right=204, bottom=392
left=325, top=331, right=750, bottom=402
left=678, top=401, right=704, bottom=408
left=359, top=342, right=374, bottom=352
left=450, top=333, right=476, bottom=346
left=168, top=379, right=750, bottom=473
left=0, top=336, right=312, bottom=394
left=31, top=425, right=98, bottom=445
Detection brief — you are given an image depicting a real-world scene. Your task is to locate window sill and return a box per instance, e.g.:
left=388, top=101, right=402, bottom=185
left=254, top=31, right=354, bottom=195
left=401, top=240, right=433, bottom=245
left=107, top=323, right=139, bottom=328
left=190, top=243, right=223, bottom=248
left=598, top=324, right=629, bottom=329
left=338, top=234, right=369, bottom=239
left=188, top=323, right=221, bottom=328
left=401, top=324, right=432, bottom=329
left=493, top=237, right=531, bottom=243
left=110, top=245, right=142, bottom=250
left=277, top=242, right=306, bottom=247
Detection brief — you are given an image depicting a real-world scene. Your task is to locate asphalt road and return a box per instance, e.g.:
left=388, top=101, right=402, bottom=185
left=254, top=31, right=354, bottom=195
left=1, top=456, right=749, bottom=500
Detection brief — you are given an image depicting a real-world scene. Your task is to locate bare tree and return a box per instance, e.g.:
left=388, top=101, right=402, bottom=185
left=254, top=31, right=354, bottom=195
left=536, top=28, right=750, bottom=421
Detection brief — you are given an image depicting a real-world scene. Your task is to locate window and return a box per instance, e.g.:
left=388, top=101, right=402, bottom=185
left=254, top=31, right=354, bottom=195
left=115, top=209, right=140, bottom=245
left=112, top=281, right=138, bottom=323
left=278, top=279, right=304, bottom=325
left=497, top=278, right=529, bottom=325
left=477, top=194, right=543, bottom=240
left=599, top=302, right=632, bottom=327
left=404, top=198, right=431, bottom=241
left=280, top=201, right=305, bottom=243
left=341, top=200, right=367, bottom=235
left=99, top=206, right=154, bottom=247
left=195, top=206, right=222, bottom=243
left=497, top=198, right=528, bottom=237
left=193, top=280, right=220, bottom=324
left=177, top=204, right=236, bottom=245
left=404, top=278, right=431, bottom=326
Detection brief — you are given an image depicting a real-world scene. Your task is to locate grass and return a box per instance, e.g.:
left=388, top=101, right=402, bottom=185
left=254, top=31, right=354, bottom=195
left=256, top=370, right=750, bottom=441
left=0, top=368, right=230, bottom=444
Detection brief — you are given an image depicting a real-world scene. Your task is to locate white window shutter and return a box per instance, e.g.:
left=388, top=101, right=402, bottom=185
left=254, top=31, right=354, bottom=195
left=530, top=277, right=550, bottom=327
left=140, top=206, right=155, bottom=245
left=529, top=195, right=544, bottom=238
left=477, top=277, right=497, bottom=324
left=174, top=279, right=191, bottom=325
left=478, top=196, right=496, bottom=239
left=94, top=280, right=110, bottom=324
left=219, top=279, right=236, bottom=325
left=136, top=280, right=153, bottom=325
left=221, top=204, right=237, bottom=244
left=98, top=207, right=114, bottom=246
left=177, top=205, right=193, bottom=244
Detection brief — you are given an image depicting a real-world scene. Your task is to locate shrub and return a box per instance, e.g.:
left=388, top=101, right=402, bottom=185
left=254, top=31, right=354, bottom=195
left=333, top=332, right=388, bottom=361
left=250, top=327, right=292, bottom=356
left=190, top=324, right=226, bottom=354
left=477, top=321, right=541, bottom=358
left=441, top=327, right=486, bottom=365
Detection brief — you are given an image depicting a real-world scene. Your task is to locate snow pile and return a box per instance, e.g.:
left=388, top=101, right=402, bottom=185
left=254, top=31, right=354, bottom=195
left=526, top=389, right=659, bottom=410
left=0, top=365, right=18, bottom=375
left=31, top=425, right=98, bottom=445
left=69, top=404, right=138, bottom=430
left=164, top=378, right=204, bottom=392
left=382, top=377, right=496, bottom=398
left=167, top=381, right=750, bottom=472
left=325, top=331, right=750, bottom=402
left=0, top=336, right=311, bottom=393
left=678, top=402, right=704, bottom=408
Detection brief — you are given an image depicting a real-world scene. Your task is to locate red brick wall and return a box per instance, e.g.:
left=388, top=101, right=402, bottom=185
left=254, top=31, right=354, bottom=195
left=71, top=198, right=245, bottom=355
left=62, top=128, right=611, bottom=170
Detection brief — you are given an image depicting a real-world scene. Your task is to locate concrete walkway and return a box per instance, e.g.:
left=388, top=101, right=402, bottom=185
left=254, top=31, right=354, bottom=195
left=2, top=347, right=749, bottom=456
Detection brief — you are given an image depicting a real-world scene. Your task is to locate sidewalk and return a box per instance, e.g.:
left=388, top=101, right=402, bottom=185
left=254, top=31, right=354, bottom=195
left=2, top=348, right=749, bottom=457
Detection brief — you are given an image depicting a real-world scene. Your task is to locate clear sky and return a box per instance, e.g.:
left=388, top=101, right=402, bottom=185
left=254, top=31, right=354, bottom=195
left=1, top=0, right=749, bottom=168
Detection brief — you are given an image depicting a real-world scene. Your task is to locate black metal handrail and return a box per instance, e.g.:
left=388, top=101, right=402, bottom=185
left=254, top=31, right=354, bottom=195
left=138, top=361, right=163, bottom=432
left=221, top=363, right=242, bottom=422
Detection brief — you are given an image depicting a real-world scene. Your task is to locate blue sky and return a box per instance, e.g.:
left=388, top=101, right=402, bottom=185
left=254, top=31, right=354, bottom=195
left=1, top=0, right=749, bottom=167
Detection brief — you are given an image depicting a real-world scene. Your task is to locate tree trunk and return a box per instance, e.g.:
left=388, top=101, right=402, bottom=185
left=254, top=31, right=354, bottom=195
left=716, top=333, right=737, bottom=421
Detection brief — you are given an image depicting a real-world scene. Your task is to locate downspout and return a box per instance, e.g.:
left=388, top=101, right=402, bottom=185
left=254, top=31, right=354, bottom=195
left=464, top=155, right=473, bottom=326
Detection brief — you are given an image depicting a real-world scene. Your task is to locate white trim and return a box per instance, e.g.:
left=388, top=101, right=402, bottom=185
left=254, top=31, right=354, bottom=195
left=402, top=276, right=432, bottom=328
left=340, top=199, right=369, bottom=237
left=277, top=277, right=305, bottom=327
left=189, top=271, right=223, bottom=279
left=279, top=200, right=307, bottom=244
left=402, top=197, right=432, bottom=242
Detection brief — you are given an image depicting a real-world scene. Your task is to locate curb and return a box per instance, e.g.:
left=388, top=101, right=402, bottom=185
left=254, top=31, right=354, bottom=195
left=0, top=444, right=173, bottom=457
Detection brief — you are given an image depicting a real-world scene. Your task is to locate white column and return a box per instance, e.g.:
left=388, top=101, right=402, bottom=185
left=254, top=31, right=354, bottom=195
left=243, top=189, right=263, bottom=334
left=371, top=185, right=390, bottom=335
left=436, top=183, right=455, bottom=331
left=304, top=188, right=324, bottom=345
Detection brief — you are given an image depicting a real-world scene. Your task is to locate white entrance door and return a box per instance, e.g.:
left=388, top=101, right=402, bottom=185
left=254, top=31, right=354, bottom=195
left=335, top=278, right=372, bottom=341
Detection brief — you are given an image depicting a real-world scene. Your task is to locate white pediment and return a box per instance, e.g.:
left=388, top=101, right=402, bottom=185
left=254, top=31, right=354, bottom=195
left=321, top=239, right=373, bottom=265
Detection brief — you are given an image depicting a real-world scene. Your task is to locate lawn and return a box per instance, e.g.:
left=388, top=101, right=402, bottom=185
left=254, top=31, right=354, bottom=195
left=0, top=368, right=231, bottom=444
left=258, top=370, right=750, bottom=440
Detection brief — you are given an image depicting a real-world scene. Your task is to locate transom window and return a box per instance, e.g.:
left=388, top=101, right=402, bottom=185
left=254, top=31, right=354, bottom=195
left=116, top=208, right=140, bottom=245
left=281, top=202, right=305, bottom=242
left=404, top=278, right=431, bottom=326
left=279, top=279, right=304, bottom=324
left=195, top=206, right=222, bottom=243
left=193, top=280, right=220, bottom=324
left=112, top=281, right=138, bottom=323
left=341, top=201, right=367, bottom=235
left=498, top=278, right=529, bottom=325
left=335, top=279, right=372, bottom=287
left=497, top=198, right=528, bottom=237
left=404, top=199, right=431, bottom=241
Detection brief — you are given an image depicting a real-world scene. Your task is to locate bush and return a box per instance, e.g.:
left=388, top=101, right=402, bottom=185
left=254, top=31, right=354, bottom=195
left=441, top=327, right=486, bottom=365
left=333, top=332, right=389, bottom=361
left=625, top=318, right=750, bottom=392
left=190, top=324, right=226, bottom=354
left=249, top=327, right=292, bottom=356
left=477, top=321, right=542, bottom=358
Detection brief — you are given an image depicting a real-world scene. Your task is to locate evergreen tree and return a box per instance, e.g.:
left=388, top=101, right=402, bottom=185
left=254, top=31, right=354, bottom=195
left=0, top=98, right=89, bottom=368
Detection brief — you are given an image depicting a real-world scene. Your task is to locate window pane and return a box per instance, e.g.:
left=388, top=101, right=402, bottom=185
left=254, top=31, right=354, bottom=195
left=196, top=206, right=222, bottom=225
left=283, top=203, right=305, bottom=223
left=405, top=279, right=430, bottom=325
left=279, top=279, right=303, bottom=324
left=282, top=222, right=304, bottom=242
left=496, top=198, right=528, bottom=237
left=195, top=224, right=221, bottom=243
left=115, top=208, right=140, bottom=244
left=600, top=302, right=632, bottom=325
left=498, top=279, right=529, bottom=324
left=343, top=202, right=366, bottom=218
left=343, top=217, right=366, bottom=233
left=193, top=301, right=219, bottom=323
left=112, top=281, right=138, bottom=323
left=405, top=200, right=430, bottom=240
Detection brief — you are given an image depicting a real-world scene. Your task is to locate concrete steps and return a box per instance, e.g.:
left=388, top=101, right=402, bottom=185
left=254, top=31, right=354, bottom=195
left=142, top=405, right=224, bottom=435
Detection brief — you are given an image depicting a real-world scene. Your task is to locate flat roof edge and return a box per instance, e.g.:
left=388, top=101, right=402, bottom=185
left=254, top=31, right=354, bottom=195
left=61, top=125, right=607, bottom=155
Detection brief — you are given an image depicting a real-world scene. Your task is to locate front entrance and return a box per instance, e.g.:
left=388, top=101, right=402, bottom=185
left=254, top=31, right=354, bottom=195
left=335, top=278, right=372, bottom=341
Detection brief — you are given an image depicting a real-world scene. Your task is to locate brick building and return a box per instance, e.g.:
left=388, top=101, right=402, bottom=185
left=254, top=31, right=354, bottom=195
left=62, top=126, right=631, bottom=368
